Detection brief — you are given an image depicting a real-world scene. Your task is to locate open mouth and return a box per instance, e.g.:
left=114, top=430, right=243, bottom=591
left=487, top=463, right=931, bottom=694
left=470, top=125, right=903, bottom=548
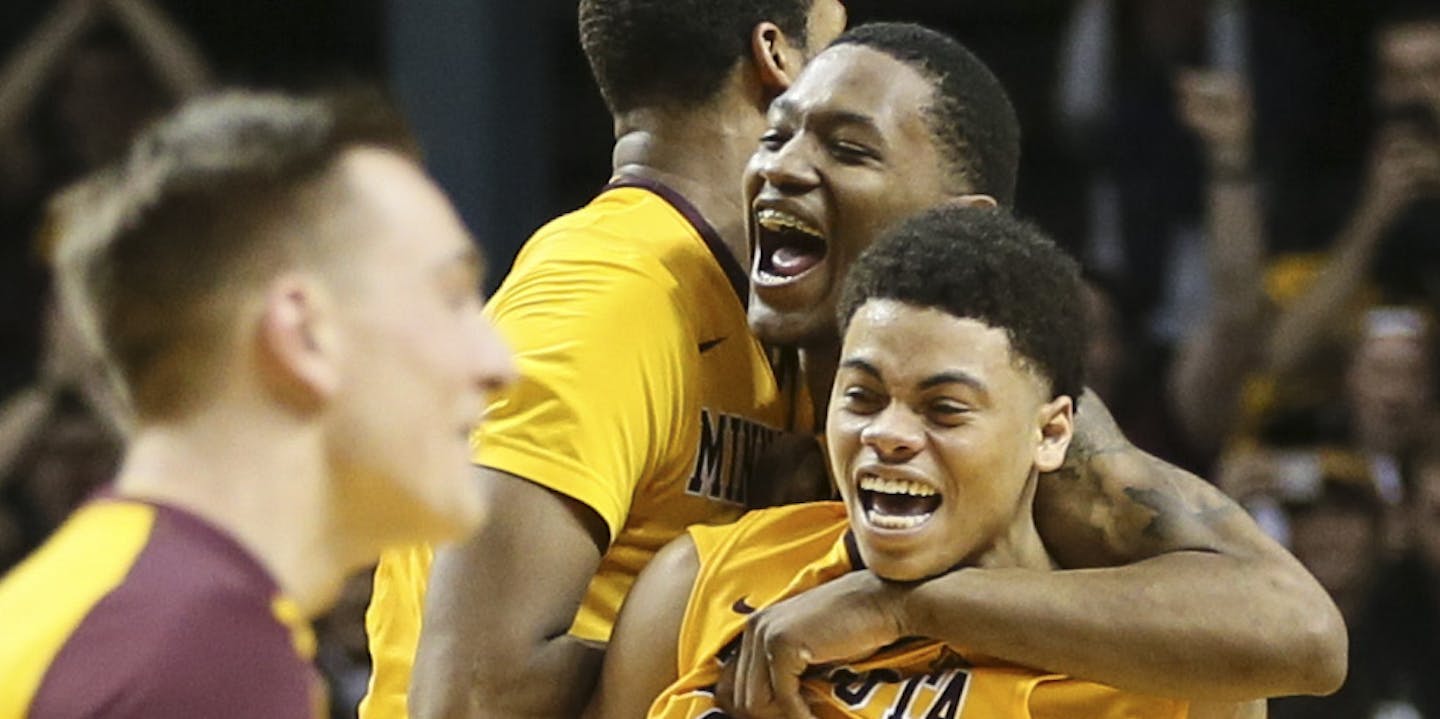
left=754, top=208, right=828, bottom=281
left=858, top=475, right=941, bottom=530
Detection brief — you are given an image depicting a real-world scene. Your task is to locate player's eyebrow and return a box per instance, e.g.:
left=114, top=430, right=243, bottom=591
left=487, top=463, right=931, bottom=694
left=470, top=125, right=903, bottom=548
left=843, top=358, right=991, bottom=397
left=772, top=96, right=881, bottom=134
left=918, top=370, right=989, bottom=398
left=840, top=357, right=883, bottom=380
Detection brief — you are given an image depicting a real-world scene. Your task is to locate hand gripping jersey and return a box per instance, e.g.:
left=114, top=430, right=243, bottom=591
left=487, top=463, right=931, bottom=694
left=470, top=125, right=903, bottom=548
left=360, top=179, right=808, bottom=719
left=650, top=504, right=1190, bottom=719
left=0, top=498, right=323, bottom=718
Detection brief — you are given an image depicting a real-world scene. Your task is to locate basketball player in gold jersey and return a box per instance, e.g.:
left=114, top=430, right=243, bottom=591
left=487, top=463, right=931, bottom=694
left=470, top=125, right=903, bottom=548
left=591, top=205, right=1262, bottom=719
left=365, top=11, right=1342, bottom=719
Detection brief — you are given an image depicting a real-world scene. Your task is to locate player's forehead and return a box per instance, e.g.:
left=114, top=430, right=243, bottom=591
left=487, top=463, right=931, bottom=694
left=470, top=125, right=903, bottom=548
left=844, top=301, right=1023, bottom=384
left=771, top=44, right=933, bottom=127
left=335, top=148, right=475, bottom=266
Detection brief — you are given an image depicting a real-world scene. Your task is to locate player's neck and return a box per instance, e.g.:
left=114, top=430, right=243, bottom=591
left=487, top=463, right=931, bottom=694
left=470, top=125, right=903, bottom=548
left=973, top=475, right=1053, bottom=572
left=114, top=409, right=349, bottom=617
left=611, top=104, right=763, bottom=267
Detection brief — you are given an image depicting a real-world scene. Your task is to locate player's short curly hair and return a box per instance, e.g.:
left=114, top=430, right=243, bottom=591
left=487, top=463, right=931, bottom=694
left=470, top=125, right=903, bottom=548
left=837, top=205, right=1085, bottom=401
left=578, top=0, right=812, bottom=114
left=830, top=23, right=1021, bottom=206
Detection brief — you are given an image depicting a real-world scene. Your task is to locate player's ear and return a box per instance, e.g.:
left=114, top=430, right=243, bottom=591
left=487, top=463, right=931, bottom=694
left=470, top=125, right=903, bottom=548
left=256, top=274, right=342, bottom=412
left=944, top=194, right=998, bottom=210
left=751, top=22, right=804, bottom=97
left=1033, top=394, right=1074, bottom=473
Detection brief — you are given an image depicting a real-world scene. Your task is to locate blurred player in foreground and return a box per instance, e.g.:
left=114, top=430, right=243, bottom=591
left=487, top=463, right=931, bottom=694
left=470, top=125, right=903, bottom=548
left=0, top=90, right=514, bottom=718
left=590, top=206, right=1260, bottom=719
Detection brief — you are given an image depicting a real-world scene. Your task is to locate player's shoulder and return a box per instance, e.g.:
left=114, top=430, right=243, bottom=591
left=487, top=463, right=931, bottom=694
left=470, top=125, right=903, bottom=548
left=84, top=503, right=299, bottom=654
left=733, top=502, right=848, bottom=537
left=516, top=181, right=725, bottom=282
left=490, top=192, right=705, bottom=328
left=689, top=502, right=848, bottom=568
left=18, top=502, right=316, bottom=718
left=531, top=184, right=698, bottom=253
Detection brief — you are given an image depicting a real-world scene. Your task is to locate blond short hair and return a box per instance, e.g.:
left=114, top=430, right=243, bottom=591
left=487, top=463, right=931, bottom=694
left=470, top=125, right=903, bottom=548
left=53, top=89, right=416, bottom=420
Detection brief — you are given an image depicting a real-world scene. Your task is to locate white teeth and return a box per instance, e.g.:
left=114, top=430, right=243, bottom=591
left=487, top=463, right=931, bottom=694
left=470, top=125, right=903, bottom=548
left=858, top=475, right=936, bottom=498
left=756, top=208, right=823, bottom=239
left=866, top=509, right=931, bottom=530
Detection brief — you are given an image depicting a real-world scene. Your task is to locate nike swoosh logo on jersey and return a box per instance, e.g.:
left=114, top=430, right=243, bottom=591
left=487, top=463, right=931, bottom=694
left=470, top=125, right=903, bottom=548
left=731, top=596, right=757, bottom=615
left=699, top=337, right=727, bottom=353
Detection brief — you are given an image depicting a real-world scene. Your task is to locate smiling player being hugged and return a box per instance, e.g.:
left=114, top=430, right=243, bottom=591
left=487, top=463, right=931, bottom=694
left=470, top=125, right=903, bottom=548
left=585, top=205, right=1261, bottom=719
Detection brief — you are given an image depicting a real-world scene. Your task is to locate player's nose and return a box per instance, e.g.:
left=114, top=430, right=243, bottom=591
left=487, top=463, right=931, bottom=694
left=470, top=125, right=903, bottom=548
left=757, top=135, right=820, bottom=192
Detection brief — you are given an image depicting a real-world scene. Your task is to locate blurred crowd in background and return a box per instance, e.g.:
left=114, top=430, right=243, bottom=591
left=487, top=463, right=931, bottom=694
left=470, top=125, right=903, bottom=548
left=1, top=1, right=1437, bottom=717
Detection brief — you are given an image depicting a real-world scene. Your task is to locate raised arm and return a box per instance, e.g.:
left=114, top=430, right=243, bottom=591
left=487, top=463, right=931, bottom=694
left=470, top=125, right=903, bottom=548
left=583, top=535, right=698, bottom=719
left=1264, top=124, right=1440, bottom=378
left=0, top=0, right=100, bottom=140
left=106, top=0, right=213, bottom=97
left=408, top=467, right=608, bottom=719
left=1166, top=69, right=1271, bottom=454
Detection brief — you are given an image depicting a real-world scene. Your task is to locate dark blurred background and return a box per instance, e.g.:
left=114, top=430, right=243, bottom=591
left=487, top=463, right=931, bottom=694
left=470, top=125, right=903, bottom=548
left=0, top=0, right=1395, bottom=391
left=3, top=2, right=1439, bottom=717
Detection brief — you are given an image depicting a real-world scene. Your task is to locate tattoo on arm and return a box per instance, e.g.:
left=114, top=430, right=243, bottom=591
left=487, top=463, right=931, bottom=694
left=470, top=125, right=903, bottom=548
left=1039, top=391, right=1239, bottom=564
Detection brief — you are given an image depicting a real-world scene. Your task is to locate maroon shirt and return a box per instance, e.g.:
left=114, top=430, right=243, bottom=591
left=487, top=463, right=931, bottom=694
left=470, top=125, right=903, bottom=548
left=23, top=499, right=323, bottom=718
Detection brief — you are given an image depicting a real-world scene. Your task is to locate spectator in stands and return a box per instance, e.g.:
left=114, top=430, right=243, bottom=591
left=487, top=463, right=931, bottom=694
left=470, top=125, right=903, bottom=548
left=0, top=0, right=210, bottom=397
left=1169, top=9, right=1440, bottom=461
left=1218, top=444, right=1391, bottom=719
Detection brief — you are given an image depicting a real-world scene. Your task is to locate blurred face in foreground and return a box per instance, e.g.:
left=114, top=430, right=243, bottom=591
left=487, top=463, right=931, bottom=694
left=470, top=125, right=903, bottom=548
left=320, top=148, right=515, bottom=546
left=826, top=299, right=1071, bottom=581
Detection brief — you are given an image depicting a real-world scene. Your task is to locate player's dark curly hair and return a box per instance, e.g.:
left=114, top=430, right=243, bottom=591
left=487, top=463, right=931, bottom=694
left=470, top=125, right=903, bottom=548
left=837, top=205, right=1086, bottom=401
left=830, top=23, right=1021, bottom=206
left=578, top=0, right=812, bottom=115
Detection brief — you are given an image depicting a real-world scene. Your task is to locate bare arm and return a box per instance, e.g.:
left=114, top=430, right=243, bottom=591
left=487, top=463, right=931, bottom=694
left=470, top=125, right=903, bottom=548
left=106, top=0, right=213, bottom=97
left=583, top=535, right=697, bottom=719
left=1265, top=126, right=1440, bottom=378
left=0, top=386, right=54, bottom=482
left=999, top=391, right=1345, bottom=697
left=0, top=0, right=99, bottom=140
left=408, top=467, right=608, bottom=719
left=726, top=393, right=1342, bottom=719
left=1166, top=70, right=1271, bottom=453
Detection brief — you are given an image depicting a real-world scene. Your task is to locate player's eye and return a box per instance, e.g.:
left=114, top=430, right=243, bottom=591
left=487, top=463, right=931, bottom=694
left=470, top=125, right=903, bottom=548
left=828, top=140, right=875, bottom=164
left=926, top=400, right=971, bottom=427
left=842, top=386, right=885, bottom=414
left=759, top=129, right=792, bottom=151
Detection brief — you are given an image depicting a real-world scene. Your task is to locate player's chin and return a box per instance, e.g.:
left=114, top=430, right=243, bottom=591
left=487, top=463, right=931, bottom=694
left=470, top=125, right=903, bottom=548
left=411, top=455, right=487, bottom=541
left=747, top=299, right=836, bottom=348
left=860, top=544, right=953, bottom=583
left=421, top=483, right=487, bottom=543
